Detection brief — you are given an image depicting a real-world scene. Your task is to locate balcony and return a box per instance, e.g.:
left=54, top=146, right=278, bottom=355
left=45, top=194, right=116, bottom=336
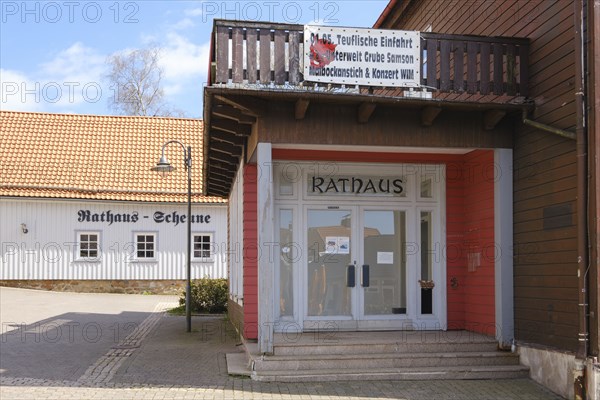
left=203, top=20, right=531, bottom=197
left=208, top=20, right=529, bottom=100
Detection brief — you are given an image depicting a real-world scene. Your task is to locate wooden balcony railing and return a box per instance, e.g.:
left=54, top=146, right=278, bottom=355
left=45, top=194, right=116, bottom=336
left=210, top=20, right=529, bottom=99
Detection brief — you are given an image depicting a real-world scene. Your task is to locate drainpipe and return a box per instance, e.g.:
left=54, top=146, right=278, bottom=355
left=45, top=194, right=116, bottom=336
left=521, top=110, right=576, bottom=140
left=575, top=0, right=590, bottom=363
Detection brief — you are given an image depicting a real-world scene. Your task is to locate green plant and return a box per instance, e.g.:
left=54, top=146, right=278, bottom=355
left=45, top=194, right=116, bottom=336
left=180, top=277, right=228, bottom=314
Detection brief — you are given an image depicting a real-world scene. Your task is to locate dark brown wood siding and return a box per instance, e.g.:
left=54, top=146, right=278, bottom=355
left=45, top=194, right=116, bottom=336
left=258, top=102, right=513, bottom=149
left=381, top=0, right=578, bottom=351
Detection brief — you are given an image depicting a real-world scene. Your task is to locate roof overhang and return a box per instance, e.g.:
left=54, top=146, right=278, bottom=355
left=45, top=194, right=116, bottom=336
left=203, top=86, right=532, bottom=197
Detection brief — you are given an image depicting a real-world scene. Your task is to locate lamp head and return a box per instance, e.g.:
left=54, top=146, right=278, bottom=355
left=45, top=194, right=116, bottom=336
left=151, top=155, right=175, bottom=178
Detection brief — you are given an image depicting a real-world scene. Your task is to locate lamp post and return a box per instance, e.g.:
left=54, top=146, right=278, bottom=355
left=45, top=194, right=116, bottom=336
left=152, top=141, right=192, bottom=333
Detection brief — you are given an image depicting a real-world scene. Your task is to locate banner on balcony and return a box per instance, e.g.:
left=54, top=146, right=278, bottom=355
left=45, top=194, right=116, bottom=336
left=303, top=25, right=421, bottom=88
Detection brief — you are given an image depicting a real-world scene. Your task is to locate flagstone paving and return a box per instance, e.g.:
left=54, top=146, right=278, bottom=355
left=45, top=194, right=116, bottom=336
left=0, top=287, right=563, bottom=400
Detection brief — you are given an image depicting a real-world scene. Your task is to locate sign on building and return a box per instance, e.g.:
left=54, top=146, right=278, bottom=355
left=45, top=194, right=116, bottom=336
left=303, top=25, right=421, bottom=88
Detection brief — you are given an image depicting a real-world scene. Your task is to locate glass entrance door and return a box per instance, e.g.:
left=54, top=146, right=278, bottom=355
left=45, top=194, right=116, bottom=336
left=302, top=205, right=441, bottom=330
left=361, top=210, right=407, bottom=318
left=306, top=209, right=353, bottom=319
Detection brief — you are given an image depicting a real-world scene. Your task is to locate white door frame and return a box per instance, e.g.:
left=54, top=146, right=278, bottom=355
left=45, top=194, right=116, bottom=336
left=272, top=162, right=447, bottom=332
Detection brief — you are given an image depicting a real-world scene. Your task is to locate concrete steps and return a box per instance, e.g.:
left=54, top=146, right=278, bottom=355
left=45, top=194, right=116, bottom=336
left=272, top=341, right=499, bottom=356
left=251, top=365, right=531, bottom=382
left=241, top=331, right=529, bottom=382
left=252, top=351, right=520, bottom=371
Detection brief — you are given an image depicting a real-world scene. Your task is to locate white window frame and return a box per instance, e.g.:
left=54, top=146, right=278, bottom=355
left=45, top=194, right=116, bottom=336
left=133, top=232, right=158, bottom=261
left=192, top=232, right=215, bottom=262
left=76, top=231, right=101, bottom=261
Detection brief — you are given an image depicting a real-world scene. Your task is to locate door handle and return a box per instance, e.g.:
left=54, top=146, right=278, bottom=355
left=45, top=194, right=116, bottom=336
left=361, top=265, right=370, bottom=287
left=346, top=265, right=355, bottom=287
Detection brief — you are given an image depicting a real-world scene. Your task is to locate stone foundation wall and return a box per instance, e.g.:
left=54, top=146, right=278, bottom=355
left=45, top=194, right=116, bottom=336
left=0, top=280, right=186, bottom=295
left=518, top=344, right=577, bottom=399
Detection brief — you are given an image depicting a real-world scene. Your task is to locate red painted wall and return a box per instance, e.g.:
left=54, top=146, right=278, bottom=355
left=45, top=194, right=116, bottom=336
left=235, top=149, right=496, bottom=336
left=462, top=150, right=496, bottom=335
left=446, top=161, right=466, bottom=330
left=243, top=164, right=259, bottom=339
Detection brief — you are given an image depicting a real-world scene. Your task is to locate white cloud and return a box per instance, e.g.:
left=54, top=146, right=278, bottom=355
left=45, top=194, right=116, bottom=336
left=160, top=32, right=210, bottom=82
left=172, top=17, right=195, bottom=30
left=1, top=42, right=108, bottom=113
left=185, top=7, right=203, bottom=17
left=0, top=69, right=44, bottom=112
left=41, top=43, right=104, bottom=77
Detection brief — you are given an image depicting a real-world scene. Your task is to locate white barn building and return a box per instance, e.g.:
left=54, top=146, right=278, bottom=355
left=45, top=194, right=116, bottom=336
left=0, top=111, right=227, bottom=294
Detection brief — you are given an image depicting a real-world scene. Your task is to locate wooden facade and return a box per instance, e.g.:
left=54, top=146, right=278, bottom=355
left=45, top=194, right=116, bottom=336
left=205, top=18, right=534, bottom=352
left=375, top=0, right=596, bottom=357
left=203, top=0, right=599, bottom=392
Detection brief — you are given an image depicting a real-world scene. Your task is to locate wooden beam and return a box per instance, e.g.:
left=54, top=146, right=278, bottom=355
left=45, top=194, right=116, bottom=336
left=211, top=118, right=252, bottom=136
left=210, top=169, right=235, bottom=182
left=208, top=175, right=233, bottom=189
left=210, top=160, right=238, bottom=173
left=212, top=104, right=256, bottom=124
left=483, top=109, right=507, bottom=130
left=207, top=181, right=231, bottom=195
left=214, top=94, right=266, bottom=116
left=207, top=188, right=229, bottom=197
left=210, top=140, right=242, bottom=157
left=295, top=98, right=310, bottom=120
left=209, top=152, right=238, bottom=165
left=211, top=130, right=245, bottom=146
left=357, top=103, right=376, bottom=123
left=210, top=165, right=236, bottom=179
left=421, top=106, right=442, bottom=126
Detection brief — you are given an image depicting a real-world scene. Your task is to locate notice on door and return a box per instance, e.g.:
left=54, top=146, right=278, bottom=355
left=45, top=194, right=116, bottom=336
left=325, top=236, right=350, bottom=254
left=377, top=251, right=394, bottom=264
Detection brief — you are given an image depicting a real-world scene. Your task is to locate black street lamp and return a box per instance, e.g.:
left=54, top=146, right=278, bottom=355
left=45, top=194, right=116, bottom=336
left=152, top=140, right=192, bottom=333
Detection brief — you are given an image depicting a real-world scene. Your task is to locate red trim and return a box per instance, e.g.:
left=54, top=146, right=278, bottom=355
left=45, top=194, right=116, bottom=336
left=373, top=0, right=399, bottom=28
left=272, top=149, right=461, bottom=164
left=242, top=164, right=259, bottom=339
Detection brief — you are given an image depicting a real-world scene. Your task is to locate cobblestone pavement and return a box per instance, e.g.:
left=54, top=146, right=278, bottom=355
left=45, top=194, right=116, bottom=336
left=0, top=288, right=564, bottom=400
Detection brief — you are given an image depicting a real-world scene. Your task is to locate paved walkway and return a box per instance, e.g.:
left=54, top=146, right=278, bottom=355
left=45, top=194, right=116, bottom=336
left=0, top=287, right=564, bottom=399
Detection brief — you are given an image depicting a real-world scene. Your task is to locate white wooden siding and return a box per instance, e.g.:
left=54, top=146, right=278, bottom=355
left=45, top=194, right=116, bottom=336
left=0, top=199, right=228, bottom=280
left=228, top=164, right=244, bottom=303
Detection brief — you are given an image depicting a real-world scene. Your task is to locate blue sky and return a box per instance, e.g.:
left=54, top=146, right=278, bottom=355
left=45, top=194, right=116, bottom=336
left=1, top=1, right=388, bottom=118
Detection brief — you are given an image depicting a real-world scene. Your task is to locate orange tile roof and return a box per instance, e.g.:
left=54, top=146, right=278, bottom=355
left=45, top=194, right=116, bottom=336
left=0, top=111, right=226, bottom=203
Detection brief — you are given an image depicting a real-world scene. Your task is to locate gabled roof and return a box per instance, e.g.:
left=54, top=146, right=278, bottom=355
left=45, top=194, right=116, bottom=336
left=0, top=111, right=225, bottom=203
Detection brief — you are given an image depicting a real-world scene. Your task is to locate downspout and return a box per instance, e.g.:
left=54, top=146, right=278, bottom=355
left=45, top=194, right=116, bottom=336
left=574, top=0, right=589, bottom=398
left=575, top=0, right=590, bottom=361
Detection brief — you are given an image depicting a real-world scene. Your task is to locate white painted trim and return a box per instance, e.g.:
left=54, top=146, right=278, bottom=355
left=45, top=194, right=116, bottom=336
left=131, top=231, right=159, bottom=262
left=494, top=148, right=514, bottom=348
left=272, top=161, right=446, bottom=331
left=257, top=143, right=275, bottom=354
left=191, top=231, right=216, bottom=263
left=272, top=143, right=475, bottom=154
